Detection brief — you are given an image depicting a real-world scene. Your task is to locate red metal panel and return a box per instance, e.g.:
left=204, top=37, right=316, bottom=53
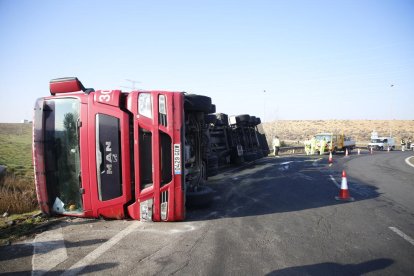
left=94, top=90, right=121, bottom=107
left=78, top=98, right=93, bottom=217
left=126, top=91, right=185, bottom=221
left=49, top=78, right=84, bottom=94
left=172, top=92, right=185, bottom=221
left=32, top=98, right=49, bottom=214
left=125, top=92, right=140, bottom=220
left=87, top=92, right=132, bottom=219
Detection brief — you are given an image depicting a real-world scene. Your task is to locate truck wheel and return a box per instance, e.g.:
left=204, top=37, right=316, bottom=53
left=209, top=104, right=216, bottom=114
left=236, top=114, right=250, bottom=123
left=216, top=113, right=229, bottom=126
left=205, top=114, right=217, bottom=125
left=186, top=186, right=214, bottom=208
left=249, top=116, right=257, bottom=126
left=184, top=94, right=212, bottom=113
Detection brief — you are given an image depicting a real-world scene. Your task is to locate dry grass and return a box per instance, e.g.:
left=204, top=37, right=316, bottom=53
left=0, top=123, right=37, bottom=214
left=263, top=120, right=414, bottom=146
left=0, top=173, right=37, bottom=214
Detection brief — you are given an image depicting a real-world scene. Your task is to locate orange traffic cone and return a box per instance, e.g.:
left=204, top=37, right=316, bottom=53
left=328, top=151, right=333, bottom=166
left=335, top=170, right=354, bottom=201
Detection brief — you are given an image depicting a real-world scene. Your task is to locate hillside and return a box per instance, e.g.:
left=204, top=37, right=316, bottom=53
left=262, top=120, right=414, bottom=146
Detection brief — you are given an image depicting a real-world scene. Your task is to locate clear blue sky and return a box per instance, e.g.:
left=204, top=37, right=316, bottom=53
left=1, top=0, right=413, bottom=122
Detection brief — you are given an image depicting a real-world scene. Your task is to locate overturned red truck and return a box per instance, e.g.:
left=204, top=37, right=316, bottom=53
left=33, top=77, right=219, bottom=221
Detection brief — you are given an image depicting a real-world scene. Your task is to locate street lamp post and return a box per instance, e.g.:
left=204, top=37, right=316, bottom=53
left=123, top=79, right=141, bottom=90
left=389, top=84, right=394, bottom=137
left=263, top=90, right=266, bottom=122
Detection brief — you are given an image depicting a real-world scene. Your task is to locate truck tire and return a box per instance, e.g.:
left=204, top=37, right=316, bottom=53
left=184, top=94, right=212, bottom=113
left=216, top=113, right=229, bottom=126
left=205, top=114, right=217, bottom=125
left=236, top=114, right=250, bottom=123
left=249, top=116, right=257, bottom=126
left=255, top=117, right=261, bottom=125
left=209, top=104, right=216, bottom=114
left=186, top=186, right=214, bottom=208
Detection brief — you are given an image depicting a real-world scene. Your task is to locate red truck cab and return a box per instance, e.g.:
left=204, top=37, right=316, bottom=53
left=33, top=77, right=211, bottom=221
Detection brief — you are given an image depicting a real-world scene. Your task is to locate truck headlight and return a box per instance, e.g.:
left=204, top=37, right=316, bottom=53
left=138, top=93, right=153, bottom=118
left=159, top=95, right=166, bottom=115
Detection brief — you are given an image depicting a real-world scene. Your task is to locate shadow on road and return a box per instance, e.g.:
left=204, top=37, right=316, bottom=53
left=0, top=238, right=106, bottom=262
left=187, top=155, right=381, bottom=221
left=5, top=262, right=118, bottom=275
left=266, top=258, right=393, bottom=276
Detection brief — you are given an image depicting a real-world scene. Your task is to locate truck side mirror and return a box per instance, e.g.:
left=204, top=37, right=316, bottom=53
left=50, top=77, right=94, bottom=95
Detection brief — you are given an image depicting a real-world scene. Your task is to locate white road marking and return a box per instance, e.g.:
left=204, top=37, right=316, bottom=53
left=169, top=224, right=196, bottom=234
left=137, top=223, right=198, bottom=234
left=389, top=227, right=414, bottom=246
left=32, top=226, right=67, bottom=276
left=404, top=156, right=414, bottom=168
left=62, top=221, right=141, bottom=276
left=312, top=158, right=322, bottom=167
left=329, top=175, right=341, bottom=188
left=280, top=161, right=294, bottom=165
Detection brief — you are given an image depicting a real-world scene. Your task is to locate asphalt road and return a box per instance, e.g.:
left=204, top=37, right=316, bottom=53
left=1, top=150, right=414, bottom=275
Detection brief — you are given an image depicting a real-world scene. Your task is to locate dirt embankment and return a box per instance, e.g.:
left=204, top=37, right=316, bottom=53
left=263, top=120, right=414, bottom=146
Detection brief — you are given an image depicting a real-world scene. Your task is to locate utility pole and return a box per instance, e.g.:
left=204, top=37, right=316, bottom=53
left=121, top=79, right=141, bottom=90
left=263, top=90, right=266, bottom=122
left=389, top=84, right=394, bottom=137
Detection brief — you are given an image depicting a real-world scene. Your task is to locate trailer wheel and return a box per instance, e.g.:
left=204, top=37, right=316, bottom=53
left=216, top=113, right=229, bottom=126
left=186, top=186, right=214, bottom=208
left=205, top=114, right=217, bottom=125
left=249, top=116, right=257, bottom=126
left=236, top=114, right=250, bottom=122
left=184, top=94, right=212, bottom=113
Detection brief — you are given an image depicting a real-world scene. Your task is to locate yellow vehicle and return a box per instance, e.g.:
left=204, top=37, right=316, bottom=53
left=314, top=133, right=356, bottom=154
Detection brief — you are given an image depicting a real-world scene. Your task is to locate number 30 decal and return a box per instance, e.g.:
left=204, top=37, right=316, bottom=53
left=98, top=90, right=112, bottom=102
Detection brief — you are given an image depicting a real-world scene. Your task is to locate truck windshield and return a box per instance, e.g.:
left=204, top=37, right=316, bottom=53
left=315, top=135, right=332, bottom=141
left=44, top=98, right=83, bottom=213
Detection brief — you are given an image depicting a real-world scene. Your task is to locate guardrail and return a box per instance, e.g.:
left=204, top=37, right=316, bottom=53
left=271, top=146, right=305, bottom=155
left=270, top=144, right=414, bottom=156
